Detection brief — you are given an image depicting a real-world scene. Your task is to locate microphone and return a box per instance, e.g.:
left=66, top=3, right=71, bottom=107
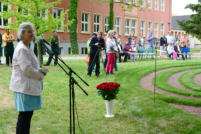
left=41, top=39, right=54, bottom=55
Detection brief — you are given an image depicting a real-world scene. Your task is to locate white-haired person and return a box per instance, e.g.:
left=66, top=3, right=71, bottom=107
left=167, top=42, right=177, bottom=60
left=106, top=30, right=118, bottom=75
left=9, top=22, right=48, bottom=134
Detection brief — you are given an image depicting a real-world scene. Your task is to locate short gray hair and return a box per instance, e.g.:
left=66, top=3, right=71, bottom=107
left=18, top=22, right=34, bottom=40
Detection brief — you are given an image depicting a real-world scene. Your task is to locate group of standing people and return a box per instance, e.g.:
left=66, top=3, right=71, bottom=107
left=87, top=30, right=146, bottom=77
left=87, top=30, right=120, bottom=77
left=87, top=30, right=190, bottom=77
left=0, top=29, right=60, bottom=66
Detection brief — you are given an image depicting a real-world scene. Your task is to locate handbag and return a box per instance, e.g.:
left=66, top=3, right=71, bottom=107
left=85, top=55, right=89, bottom=64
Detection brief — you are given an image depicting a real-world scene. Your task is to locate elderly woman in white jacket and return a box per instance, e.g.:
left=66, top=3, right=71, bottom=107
left=10, top=22, right=48, bottom=134
left=106, top=30, right=118, bottom=75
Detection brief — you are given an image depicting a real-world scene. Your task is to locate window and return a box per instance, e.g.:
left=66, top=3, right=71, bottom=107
left=81, top=47, right=88, bottom=54
left=18, top=8, right=28, bottom=16
left=131, top=20, right=136, bottom=35
left=148, top=22, right=152, bottom=35
left=0, top=2, right=8, bottom=27
left=160, top=24, right=164, bottom=36
left=105, top=16, right=109, bottom=33
left=115, top=17, right=121, bottom=35
left=60, top=47, right=64, bottom=54
left=125, top=19, right=130, bottom=35
left=94, top=14, right=101, bottom=33
left=140, top=21, right=145, bottom=36
left=161, top=0, right=165, bottom=11
left=37, top=9, right=46, bottom=18
left=154, top=23, right=158, bottom=37
left=68, top=47, right=72, bottom=54
left=81, top=13, right=89, bottom=33
left=148, top=0, right=152, bottom=8
left=133, top=0, right=136, bottom=4
left=141, top=0, right=145, bottom=7
left=125, top=19, right=137, bottom=36
left=115, top=0, right=120, bottom=2
left=53, top=8, right=63, bottom=30
left=154, top=0, right=158, bottom=10
left=126, top=0, right=131, bottom=4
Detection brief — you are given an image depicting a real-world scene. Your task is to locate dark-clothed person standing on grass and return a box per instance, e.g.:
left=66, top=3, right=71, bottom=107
left=10, top=22, right=48, bottom=134
left=2, top=29, right=15, bottom=66
left=44, top=30, right=60, bottom=66
left=87, top=31, right=105, bottom=77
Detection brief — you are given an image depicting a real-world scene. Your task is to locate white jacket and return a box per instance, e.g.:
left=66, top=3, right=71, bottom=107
left=10, top=41, right=44, bottom=96
left=106, top=38, right=118, bottom=53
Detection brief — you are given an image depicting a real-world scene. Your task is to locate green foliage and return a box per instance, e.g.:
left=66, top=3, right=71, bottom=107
left=1, top=0, right=68, bottom=36
left=178, top=0, right=201, bottom=40
left=68, top=0, right=79, bottom=54
left=1, top=0, right=69, bottom=65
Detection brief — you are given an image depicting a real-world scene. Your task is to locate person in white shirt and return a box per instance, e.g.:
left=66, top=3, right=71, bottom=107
left=9, top=22, right=48, bottom=134
left=167, top=43, right=177, bottom=60
left=166, top=31, right=174, bottom=45
left=106, top=30, right=118, bottom=75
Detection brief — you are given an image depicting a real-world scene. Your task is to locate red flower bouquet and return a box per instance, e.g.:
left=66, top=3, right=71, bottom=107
left=96, top=82, right=120, bottom=100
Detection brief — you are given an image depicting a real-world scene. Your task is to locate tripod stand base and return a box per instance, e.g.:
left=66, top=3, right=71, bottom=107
left=105, top=114, right=114, bottom=118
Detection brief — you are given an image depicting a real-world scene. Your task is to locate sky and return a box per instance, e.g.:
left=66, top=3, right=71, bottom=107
left=172, top=0, right=198, bottom=15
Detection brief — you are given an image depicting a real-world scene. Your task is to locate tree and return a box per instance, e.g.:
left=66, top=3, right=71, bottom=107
left=178, top=0, right=201, bottom=40
left=68, top=0, right=79, bottom=54
left=1, top=0, right=68, bottom=65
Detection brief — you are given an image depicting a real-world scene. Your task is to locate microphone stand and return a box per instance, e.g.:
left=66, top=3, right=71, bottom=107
left=42, top=39, right=89, bottom=134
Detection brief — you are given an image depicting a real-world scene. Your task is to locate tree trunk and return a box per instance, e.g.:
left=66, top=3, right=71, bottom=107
left=69, top=0, right=79, bottom=54
left=109, top=0, right=114, bottom=30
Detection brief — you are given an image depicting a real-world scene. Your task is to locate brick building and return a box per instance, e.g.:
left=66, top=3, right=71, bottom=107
left=0, top=0, right=172, bottom=54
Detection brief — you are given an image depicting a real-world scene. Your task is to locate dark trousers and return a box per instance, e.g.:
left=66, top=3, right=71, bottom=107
left=6, top=53, right=13, bottom=66
left=177, top=53, right=185, bottom=60
left=118, top=53, right=124, bottom=62
left=104, top=55, right=108, bottom=69
left=46, top=53, right=58, bottom=65
left=168, top=53, right=173, bottom=59
left=16, top=111, right=33, bottom=134
left=88, top=52, right=100, bottom=76
left=124, top=53, right=129, bottom=62
left=114, top=54, right=117, bottom=71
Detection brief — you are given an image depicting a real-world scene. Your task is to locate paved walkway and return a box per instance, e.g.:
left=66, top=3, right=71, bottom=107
left=1, top=53, right=201, bottom=64
left=0, top=56, right=86, bottom=64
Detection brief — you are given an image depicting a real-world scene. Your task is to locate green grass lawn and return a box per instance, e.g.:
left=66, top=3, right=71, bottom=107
left=0, top=59, right=201, bottom=134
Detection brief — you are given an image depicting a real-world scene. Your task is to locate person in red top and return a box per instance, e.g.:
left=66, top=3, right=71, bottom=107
left=183, top=34, right=187, bottom=47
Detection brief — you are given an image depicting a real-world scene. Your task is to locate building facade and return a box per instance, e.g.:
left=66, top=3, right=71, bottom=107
left=0, top=0, right=172, bottom=54
left=171, top=15, right=201, bottom=48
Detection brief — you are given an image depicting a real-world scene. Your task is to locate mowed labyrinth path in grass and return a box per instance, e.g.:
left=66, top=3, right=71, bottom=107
left=140, top=62, right=201, bottom=116
left=1, top=59, right=201, bottom=134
